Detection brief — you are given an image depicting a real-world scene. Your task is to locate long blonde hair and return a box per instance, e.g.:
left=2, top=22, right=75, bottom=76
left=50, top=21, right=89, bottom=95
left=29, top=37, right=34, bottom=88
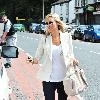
left=45, top=13, right=66, bottom=36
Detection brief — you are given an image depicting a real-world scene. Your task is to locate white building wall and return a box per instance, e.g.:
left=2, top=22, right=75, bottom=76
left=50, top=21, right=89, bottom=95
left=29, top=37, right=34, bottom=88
left=51, top=3, right=69, bottom=23
left=69, top=0, right=75, bottom=24
left=54, top=5, right=61, bottom=15
left=51, top=5, right=61, bottom=15
left=51, top=6, right=55, bottom=13
left=51, top=1, right=75, bottom=24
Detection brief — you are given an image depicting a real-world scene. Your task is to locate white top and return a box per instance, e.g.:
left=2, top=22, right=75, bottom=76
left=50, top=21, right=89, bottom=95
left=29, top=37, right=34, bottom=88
left=4, top=19, right=17, bottom=37
left=49, top=44, right=67, bottom=82
left=4, top=19, right=11, bottom=33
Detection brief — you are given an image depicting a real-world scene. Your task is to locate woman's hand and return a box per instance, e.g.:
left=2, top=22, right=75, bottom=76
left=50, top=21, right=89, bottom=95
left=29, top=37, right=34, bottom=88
left=27, top=57, right=39, bottom=64
left=73, top=58, right=79, bottom=66
left=70, top=58, right=79, bottom=66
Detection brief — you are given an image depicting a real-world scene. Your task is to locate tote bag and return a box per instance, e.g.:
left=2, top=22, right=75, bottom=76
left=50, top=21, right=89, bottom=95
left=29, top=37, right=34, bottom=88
left=63, top=65, right=88, bottom=96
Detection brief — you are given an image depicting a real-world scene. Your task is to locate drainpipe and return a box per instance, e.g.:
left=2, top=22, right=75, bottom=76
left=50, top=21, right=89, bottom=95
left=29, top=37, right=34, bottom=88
left=83, top=0, right=87, bottom=25
left=43, top=0, right=44, bottom=20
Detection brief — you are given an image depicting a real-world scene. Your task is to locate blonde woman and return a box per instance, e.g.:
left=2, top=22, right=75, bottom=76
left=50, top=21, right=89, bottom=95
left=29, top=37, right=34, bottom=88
left=29, top=13, right=78, bottom=100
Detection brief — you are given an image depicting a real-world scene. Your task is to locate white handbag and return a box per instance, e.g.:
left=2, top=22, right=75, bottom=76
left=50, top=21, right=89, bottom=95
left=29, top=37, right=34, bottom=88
left=63, top=65, right=88, bottom=96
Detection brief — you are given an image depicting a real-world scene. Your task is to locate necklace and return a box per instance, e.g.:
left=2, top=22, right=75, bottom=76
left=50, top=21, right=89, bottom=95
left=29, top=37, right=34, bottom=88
left=52, top=36, right=61, bottom=45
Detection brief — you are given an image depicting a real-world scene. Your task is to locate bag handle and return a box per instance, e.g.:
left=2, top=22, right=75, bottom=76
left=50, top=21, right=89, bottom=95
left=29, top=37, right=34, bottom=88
left=74, top=65, right=88, bottom=87
left=80, top=69, right=88, bottom=87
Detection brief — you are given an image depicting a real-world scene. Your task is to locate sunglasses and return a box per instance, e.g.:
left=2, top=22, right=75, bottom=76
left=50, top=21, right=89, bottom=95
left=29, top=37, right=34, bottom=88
left=45, top=21, right=53, bottom=25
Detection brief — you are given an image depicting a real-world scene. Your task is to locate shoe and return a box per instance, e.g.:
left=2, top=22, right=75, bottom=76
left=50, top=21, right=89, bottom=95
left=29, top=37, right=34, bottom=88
left=4, top=63, right=11, bottom=68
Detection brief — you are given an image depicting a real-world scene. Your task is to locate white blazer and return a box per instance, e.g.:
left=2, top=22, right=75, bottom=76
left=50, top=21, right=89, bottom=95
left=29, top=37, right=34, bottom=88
left=35, top=31, right=74, bottom=81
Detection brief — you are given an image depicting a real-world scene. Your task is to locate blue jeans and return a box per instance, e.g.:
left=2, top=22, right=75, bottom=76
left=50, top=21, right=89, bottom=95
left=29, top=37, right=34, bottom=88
left=42, top=81, right=68, bottom=100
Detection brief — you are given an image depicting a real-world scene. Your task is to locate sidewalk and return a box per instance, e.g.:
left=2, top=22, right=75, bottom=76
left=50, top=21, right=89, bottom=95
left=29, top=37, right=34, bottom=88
left=6, top=50, right=58, bottom=100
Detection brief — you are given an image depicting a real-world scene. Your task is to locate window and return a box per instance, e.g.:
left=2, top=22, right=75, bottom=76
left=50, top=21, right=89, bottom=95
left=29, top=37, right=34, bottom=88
left=75, top=0, right=81, bottom=7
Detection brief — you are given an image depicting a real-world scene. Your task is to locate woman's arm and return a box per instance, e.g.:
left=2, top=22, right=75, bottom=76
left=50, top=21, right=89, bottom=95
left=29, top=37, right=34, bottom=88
left=34, top=35, right=45, bottom=62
